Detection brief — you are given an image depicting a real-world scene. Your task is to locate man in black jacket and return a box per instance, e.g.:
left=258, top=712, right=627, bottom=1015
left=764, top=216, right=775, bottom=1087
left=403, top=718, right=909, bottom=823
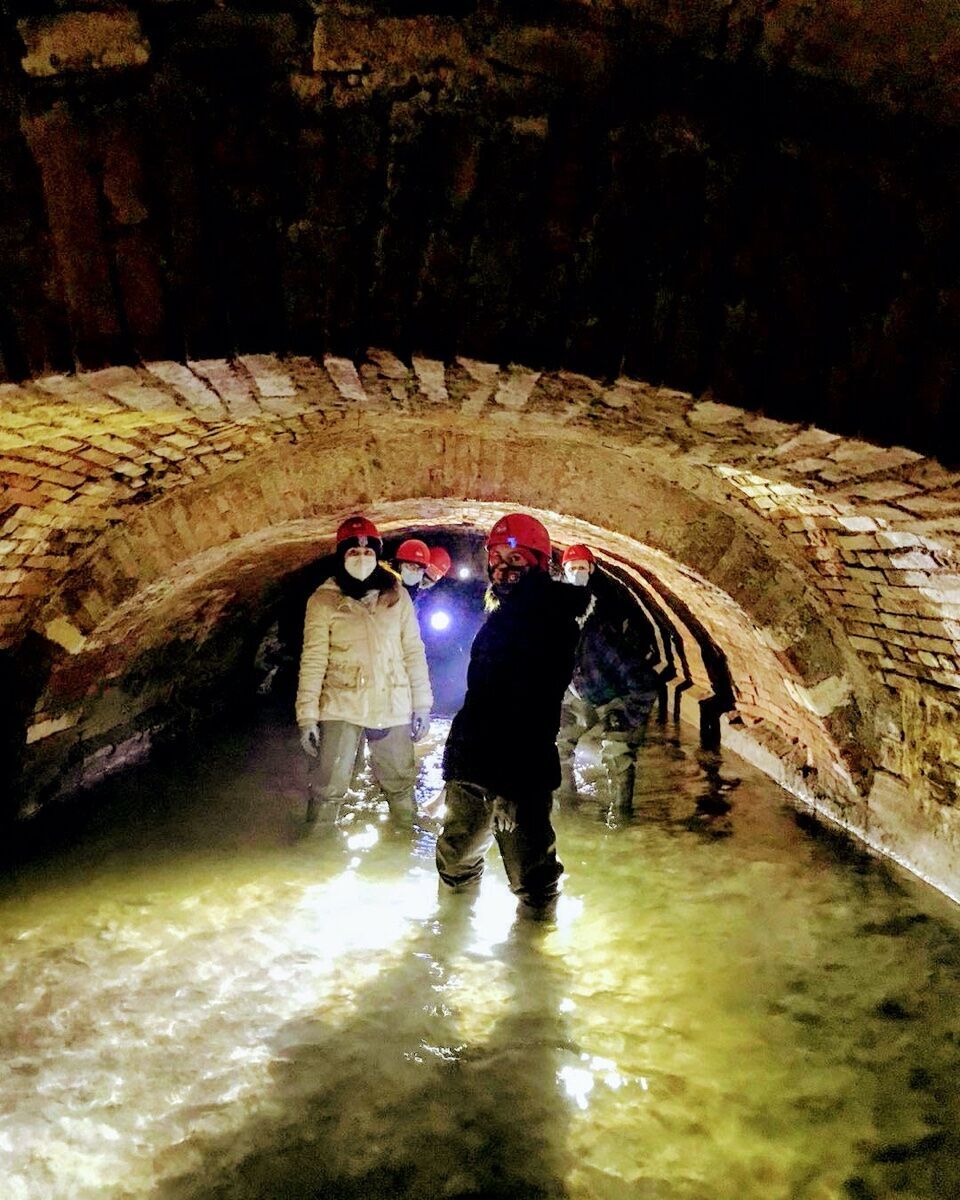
left=436, top=513, right=593, bottom=915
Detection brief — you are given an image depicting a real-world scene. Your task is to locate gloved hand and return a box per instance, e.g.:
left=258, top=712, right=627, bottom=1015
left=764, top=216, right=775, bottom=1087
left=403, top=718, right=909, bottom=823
left=419, top=787, right=447, bottom=821
left=299, top=723, right=320, bottom=757
left=492, top=797, right=517, bottom=834
left=410, top=711, right=431, bottom=742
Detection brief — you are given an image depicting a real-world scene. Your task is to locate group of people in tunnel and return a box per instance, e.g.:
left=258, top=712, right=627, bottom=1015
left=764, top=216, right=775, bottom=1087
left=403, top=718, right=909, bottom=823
left=294, top=512, right=659, bottom=918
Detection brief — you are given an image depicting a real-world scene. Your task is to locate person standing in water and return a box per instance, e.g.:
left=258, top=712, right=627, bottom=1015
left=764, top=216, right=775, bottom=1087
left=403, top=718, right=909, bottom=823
left=555, top=544, right=659, bottom=808
left=436, top=513, right=593, bottom=917
left=296, top=516, right=433, bottom=824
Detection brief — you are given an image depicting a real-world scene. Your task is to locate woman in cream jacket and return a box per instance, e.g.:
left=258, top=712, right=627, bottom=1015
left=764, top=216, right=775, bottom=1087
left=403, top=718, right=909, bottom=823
left=296, top=516, right=432, bottom=823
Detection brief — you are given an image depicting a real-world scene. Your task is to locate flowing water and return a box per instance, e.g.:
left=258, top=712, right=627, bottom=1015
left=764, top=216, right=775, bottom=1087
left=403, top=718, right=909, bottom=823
left=2, top=710, right=960, bottom=1200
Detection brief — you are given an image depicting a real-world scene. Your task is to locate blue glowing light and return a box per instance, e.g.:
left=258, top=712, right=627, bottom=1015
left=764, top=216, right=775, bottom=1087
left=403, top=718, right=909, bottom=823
left=429, top=610, right=451, bottom=632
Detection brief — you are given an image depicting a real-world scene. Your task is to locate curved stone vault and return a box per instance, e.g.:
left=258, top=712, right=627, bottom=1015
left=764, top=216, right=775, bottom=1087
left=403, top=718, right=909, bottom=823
left=1, top=351, right=958, bottom=895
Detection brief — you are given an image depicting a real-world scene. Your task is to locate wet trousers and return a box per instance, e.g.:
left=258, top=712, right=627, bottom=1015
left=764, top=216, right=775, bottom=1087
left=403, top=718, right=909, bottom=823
left=557, top=693, right=642, bottom=807
left=436, top=780, right=563, bottom=909
left=308, top=720, right=415, bottom=819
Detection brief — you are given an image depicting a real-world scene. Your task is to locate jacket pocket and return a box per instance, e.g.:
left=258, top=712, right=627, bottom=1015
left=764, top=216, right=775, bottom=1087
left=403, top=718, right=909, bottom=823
left=325, top=662, right=363, bottom=690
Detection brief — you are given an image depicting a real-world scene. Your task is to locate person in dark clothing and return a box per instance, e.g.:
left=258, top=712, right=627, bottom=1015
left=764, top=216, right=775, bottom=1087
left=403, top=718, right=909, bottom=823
left=556, top=544, right=659, bottom=808
left=436, top=513, right=594, bottom=915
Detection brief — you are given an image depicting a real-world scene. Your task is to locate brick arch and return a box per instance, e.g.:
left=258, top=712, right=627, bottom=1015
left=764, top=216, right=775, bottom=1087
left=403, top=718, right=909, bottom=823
left=33, top=422, right=872, bottom=786
left=2, top=353, right=959, bottom=896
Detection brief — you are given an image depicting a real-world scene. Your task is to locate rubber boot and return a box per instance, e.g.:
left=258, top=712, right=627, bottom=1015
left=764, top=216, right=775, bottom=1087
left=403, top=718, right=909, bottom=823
left=384, top=787, right=416, bottom=825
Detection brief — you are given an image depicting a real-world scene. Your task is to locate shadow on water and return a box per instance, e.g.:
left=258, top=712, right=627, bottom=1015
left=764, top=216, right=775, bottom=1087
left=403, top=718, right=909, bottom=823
left=152, top=890, right=574, bottom=1200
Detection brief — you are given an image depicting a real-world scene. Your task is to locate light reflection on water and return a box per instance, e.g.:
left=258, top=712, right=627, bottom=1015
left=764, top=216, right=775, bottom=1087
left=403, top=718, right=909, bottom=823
left=2, top=712, right=960, bottom=1199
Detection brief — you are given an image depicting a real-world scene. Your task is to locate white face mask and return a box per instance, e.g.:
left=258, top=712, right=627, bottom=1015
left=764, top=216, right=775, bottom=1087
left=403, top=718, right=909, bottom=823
left=344, top=550, right=376, bottom=581
left=400, top=564, right=425, bottom=587
left=564, top=562, right=591, bottom=587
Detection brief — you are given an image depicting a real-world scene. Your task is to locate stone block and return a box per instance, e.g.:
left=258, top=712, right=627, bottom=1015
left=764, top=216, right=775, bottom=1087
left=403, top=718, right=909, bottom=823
left=411, top=357, right=448, bottom=404
left=145, top=363, right=226, bottom=422
left=189, top=361, right=260, bottom=421
left=494, top=367, right=541, bottom=411
left=323, top=356, right=368, bottom=404
left=837, top=515, right=880, bottom=532
left=487, top=24, right=607, bottom=88
left=313, top=13, right=469, bottom=82
left=849, top=635, right=884, bottom=655
left=19, top=11, right=149, bottom=77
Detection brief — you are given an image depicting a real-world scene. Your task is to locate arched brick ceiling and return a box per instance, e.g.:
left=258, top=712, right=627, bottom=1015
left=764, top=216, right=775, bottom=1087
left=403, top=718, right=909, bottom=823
left=1, top=352, right=959, bottom=896
left=1, top=3, right=960, bottom=457
left=2, top=4, right=960, bottom=895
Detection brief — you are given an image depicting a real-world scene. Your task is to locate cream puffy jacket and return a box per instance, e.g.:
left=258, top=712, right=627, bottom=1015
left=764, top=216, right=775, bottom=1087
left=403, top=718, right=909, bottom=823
left=295, top=578, right=433, bottom=729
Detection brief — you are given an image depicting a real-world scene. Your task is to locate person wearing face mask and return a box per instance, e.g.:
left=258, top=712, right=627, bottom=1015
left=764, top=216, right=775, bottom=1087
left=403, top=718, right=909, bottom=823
left=392, top=538, right=432, bottom=602
left=419, top=545, right=452, bottom=592
left=556, top=543, right=659, bottom=809
left=561, top=544, right=595, bottom=589
left=435, top=513, right=594, bottom=918
left=296, top=515, right=433, bottom=825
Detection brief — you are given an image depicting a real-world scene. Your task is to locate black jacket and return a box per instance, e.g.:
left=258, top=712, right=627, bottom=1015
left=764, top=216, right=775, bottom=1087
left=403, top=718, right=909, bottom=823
left=571, top=611, right=659, bottom=714
left=442, top=571, right=593, bottom=801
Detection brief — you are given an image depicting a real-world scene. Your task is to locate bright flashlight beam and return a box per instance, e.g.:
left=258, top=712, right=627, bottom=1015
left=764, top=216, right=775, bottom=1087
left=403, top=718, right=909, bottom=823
left=457, top=566, right=471, bottom=580
left=429, top=610, right=451, bottom=632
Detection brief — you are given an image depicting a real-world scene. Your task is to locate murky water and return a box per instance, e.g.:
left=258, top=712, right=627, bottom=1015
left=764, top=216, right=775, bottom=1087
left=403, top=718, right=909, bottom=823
left=3, top=711, right=960, bottom=1200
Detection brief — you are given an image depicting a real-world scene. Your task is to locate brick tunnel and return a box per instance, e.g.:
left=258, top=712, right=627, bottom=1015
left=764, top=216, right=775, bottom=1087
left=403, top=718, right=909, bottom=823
left=3, top=353, right=959, bottom=898
left=1, top=1, right=960, bottom=904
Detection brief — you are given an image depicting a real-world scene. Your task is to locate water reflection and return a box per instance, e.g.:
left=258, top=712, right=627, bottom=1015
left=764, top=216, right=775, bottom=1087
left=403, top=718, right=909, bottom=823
left=155, top=883, right=574, bottom=1200
left=1, top=713, right=960, bottom=1198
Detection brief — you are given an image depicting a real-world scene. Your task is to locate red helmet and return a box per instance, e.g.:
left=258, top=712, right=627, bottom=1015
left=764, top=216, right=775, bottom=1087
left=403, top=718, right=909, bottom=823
left=561, top=543, right=596, bottom=566
left=426, top=545, right=452, bottom=581
left=336, top=515, right=381, bottom=545
left=486, top=513, right=551, bottom=567
left=395, top=538, right=430, bottom=566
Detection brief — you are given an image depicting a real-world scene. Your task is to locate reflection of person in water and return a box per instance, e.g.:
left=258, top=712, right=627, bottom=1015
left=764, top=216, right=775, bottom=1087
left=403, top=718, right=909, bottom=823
left=153, top=892, right=573, bottom=1200
left=681, top=748, right=737, bottom=838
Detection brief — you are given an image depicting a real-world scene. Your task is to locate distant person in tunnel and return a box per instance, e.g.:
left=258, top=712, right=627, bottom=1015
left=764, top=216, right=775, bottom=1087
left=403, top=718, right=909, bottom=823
left=556, top=543, right=659, bottom=810
left=420, top=544, right=452, bottom=592
left=391, top=537, right=432, bottom=604
left=296, top=516, right=433, bottom=825
left=436, top=513, right=594, bottom=917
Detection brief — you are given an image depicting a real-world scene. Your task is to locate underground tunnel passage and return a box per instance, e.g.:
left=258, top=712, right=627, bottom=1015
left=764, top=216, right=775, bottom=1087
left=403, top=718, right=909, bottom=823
left=1, top=354, right=960, bottom=1199
left=2, top=1, right=960, bottom=1196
